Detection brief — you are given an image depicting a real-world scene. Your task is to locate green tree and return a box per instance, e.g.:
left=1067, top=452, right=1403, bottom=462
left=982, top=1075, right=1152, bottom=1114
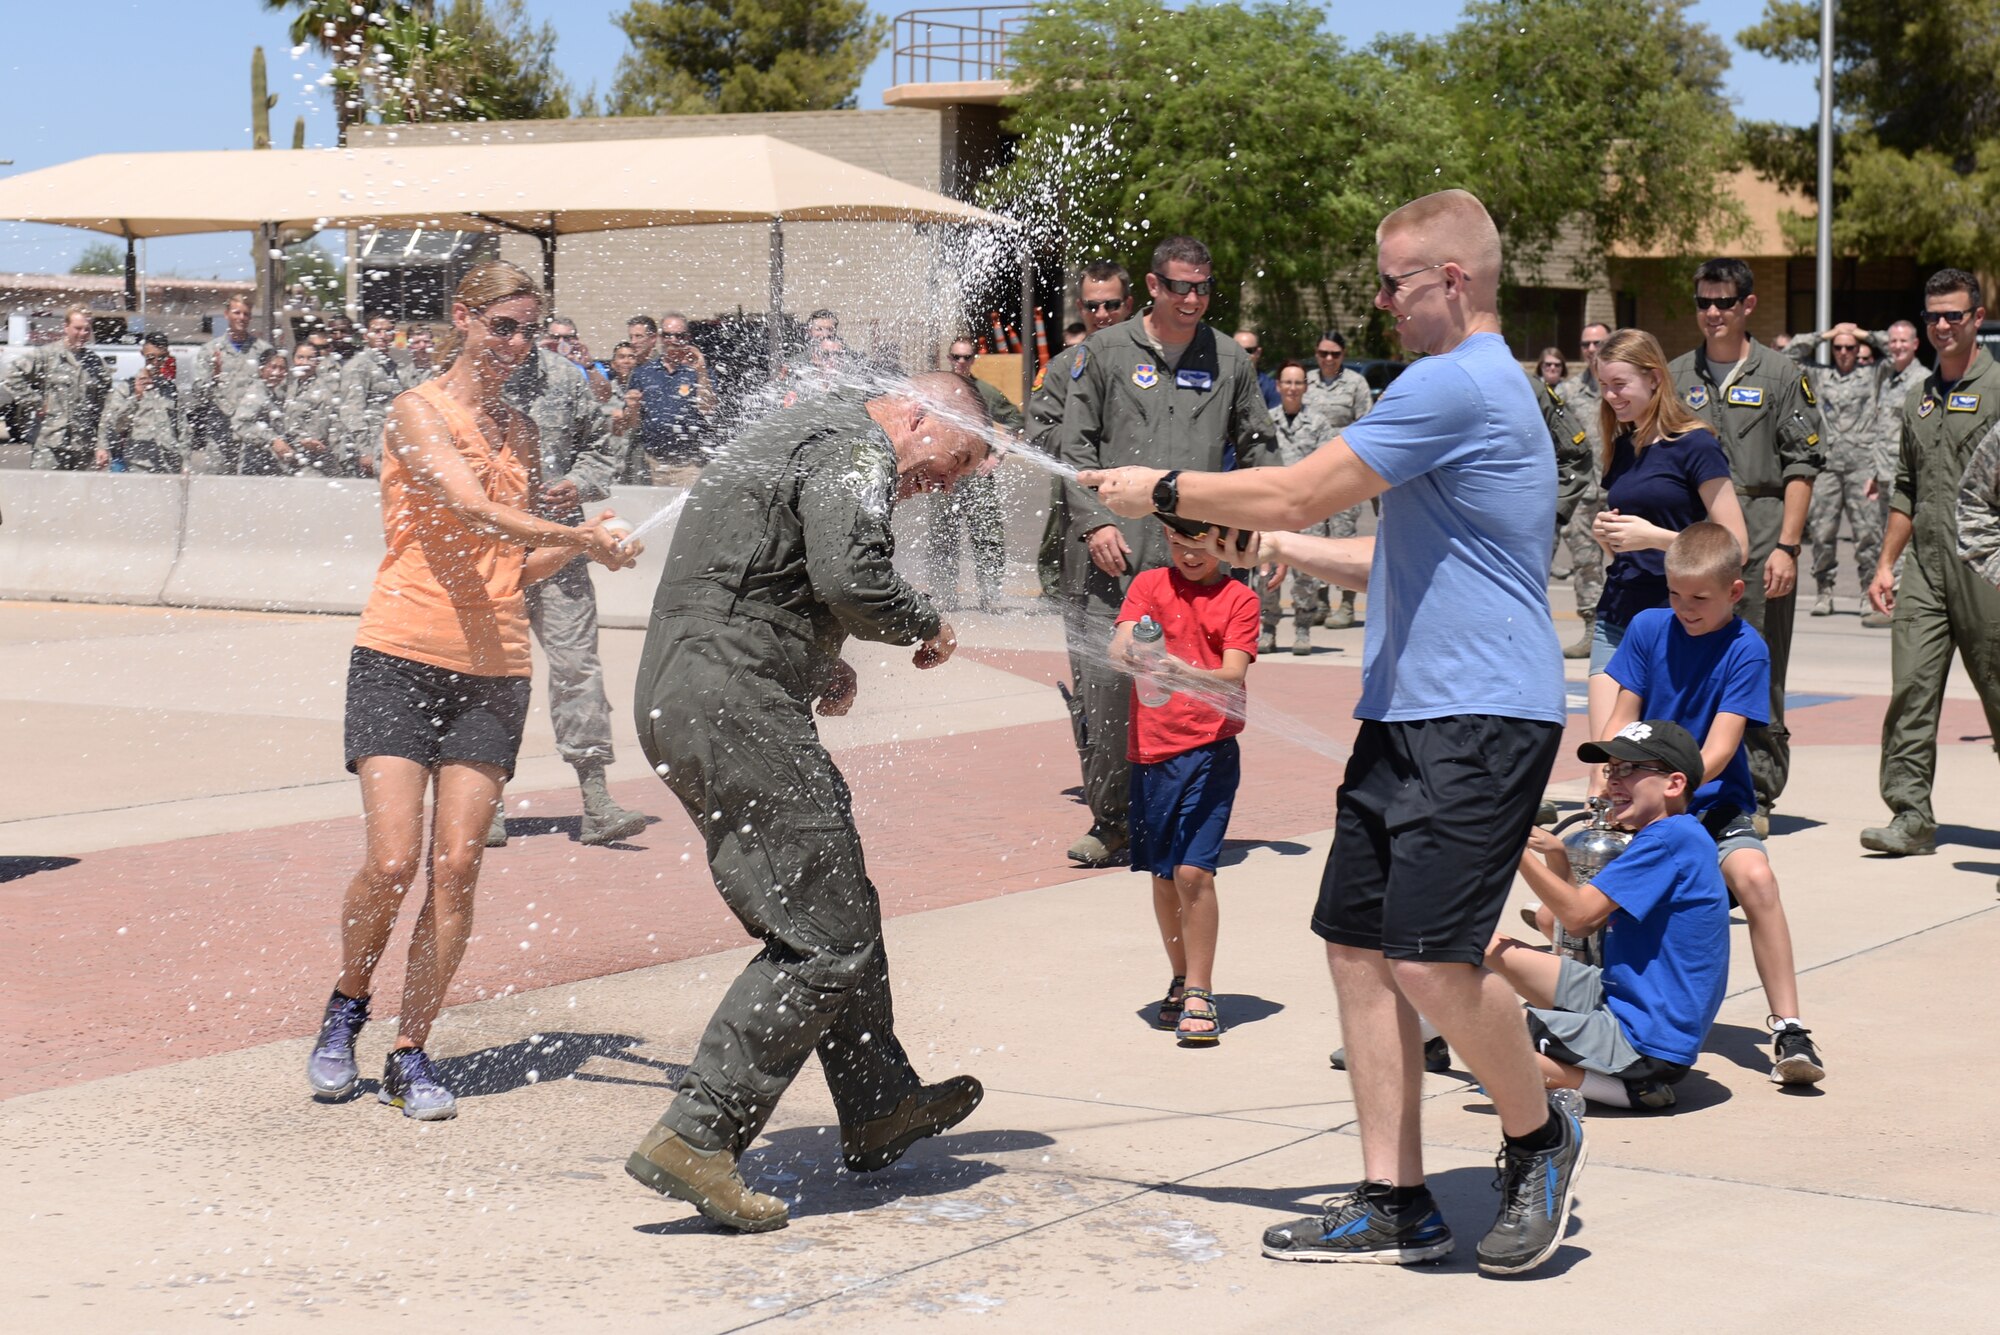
left=607, top=0, right=887, bottom=116
left=993, top=0, right=1468, bottom=345
left=283, top=241, right=347, bottom=305
left=1739, top=0, right=2000, bottom=274
left=264, top=0, right=577, bottom=136
left=71, top=241, right=125, bottom=277
left=1406, top=0, right=1746, bottom=283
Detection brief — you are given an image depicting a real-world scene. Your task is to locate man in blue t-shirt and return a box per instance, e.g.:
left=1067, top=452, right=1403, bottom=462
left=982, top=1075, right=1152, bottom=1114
left=1499, top=719, right=1730, bottom=1109
left=1601, top=522, right=1826, bottom=1085
left=1082, top=190, right=1581, bottom=1277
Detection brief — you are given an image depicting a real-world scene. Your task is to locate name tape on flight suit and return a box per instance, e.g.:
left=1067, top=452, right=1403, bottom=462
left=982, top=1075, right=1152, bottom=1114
left=1175, top=369, right=1212, bottom=390
left=1726, top=386, right=1764, bottom=406
left=1947, top=393, right=1981, bottom=412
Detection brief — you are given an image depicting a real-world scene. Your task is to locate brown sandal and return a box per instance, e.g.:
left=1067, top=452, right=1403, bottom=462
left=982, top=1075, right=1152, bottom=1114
left=1156, top=976, right=1187, bottom=1029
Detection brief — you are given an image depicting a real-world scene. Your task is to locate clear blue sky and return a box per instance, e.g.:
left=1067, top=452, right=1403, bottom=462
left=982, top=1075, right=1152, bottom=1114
left=0, top=0, right=1816, bottom=280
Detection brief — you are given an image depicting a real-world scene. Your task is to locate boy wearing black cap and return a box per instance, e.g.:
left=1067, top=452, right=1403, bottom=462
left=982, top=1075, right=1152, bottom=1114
left=1490, top=719, right=1730, bottom=1110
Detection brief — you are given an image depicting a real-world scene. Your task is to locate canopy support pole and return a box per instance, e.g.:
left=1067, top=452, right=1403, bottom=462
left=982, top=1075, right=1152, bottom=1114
left=122, top=232, right=138, bottom=314
left=1814, top=0, right=1834, bottom=366
left=257, top=221, right=281, bottom=343
left=1019, top=234, right=1034, bottom=409
left=468, top=213, right=558, bottom=303
left=768, top=217, right=786, bottom=374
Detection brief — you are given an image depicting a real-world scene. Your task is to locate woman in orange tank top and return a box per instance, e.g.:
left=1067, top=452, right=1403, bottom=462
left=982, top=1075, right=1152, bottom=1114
left=307, top=261, right=641, bottom=1120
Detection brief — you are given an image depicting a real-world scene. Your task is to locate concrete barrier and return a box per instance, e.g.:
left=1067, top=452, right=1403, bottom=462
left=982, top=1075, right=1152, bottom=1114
left=0, top=471, right=187, bottom=605
left=161, top=475, right=384, bottom=614
left=588, top=484, right=684, bottom=629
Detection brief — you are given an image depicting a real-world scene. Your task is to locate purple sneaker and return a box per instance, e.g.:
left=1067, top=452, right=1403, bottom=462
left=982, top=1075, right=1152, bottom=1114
left=379, top=1048, right=458, bottom=1121
left=307, top=990, right=369, bottom=1099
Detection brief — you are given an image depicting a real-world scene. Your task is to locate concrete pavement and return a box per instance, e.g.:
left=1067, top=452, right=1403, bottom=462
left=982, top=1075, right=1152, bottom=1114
left=2, top=587, right=1996, bottom=1331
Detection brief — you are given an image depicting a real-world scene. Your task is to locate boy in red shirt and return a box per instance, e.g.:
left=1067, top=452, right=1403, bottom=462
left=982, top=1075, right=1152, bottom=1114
left=1111, top=522, right=1262, bottom=1044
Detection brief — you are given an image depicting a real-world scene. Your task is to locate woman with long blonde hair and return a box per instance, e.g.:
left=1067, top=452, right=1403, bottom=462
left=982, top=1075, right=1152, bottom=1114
left=306, top=261, right=640, bottom=1120
left=1585, top=328, right=1748, bottom=744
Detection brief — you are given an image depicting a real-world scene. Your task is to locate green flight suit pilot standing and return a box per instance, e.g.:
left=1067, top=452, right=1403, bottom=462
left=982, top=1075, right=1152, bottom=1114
left=1668, top=259, right=1824, bottom=822
left=1862, top=270, right=2000, bottom=856
left=1055, top=237, right=1274, bottom=867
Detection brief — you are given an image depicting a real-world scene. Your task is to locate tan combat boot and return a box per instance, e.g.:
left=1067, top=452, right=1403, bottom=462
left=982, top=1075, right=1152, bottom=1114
left=626, top=1120, right=789, bottom=1232
left=842, top=1076, right=985, bottom=1173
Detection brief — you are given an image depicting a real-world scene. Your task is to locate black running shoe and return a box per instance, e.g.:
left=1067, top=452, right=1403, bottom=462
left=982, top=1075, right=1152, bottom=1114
left=1262, top=1186, right=1454, bottom=1264
left=1771, top=1023, right=1826, bottom=1085
left=1476, top=1094, right=1587, bottom=1276
left=1328, top=1034, right=1450, bottom=1074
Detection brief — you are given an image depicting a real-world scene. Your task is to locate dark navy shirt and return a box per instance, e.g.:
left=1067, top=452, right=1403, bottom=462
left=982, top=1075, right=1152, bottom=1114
left=1597, top=428, right=1732, bottom=628
left=629, top=358, right=706, bottom=459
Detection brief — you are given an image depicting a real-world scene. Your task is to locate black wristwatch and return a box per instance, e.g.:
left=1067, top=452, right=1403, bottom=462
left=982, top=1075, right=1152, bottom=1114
left=1153, top=469, right=1183, bottom=514
left=1775, top=542, right=1801, bottom=559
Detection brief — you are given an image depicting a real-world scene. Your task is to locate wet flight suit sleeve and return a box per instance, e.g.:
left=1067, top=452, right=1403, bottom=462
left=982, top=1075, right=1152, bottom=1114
left=797, top=435, right=943, bottom=659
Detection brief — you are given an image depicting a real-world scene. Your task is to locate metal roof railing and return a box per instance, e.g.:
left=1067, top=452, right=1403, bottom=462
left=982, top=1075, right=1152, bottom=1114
left=891, top=6, right=1034, bottom=86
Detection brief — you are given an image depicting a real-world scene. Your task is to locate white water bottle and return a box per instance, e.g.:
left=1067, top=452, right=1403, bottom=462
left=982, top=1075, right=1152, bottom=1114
left=1131, top=615, right=1174, bottom=708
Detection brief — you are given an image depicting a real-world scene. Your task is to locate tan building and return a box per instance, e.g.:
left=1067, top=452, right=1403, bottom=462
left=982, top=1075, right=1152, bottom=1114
left=1, top=272, right=256, bottom=344
left=356, top=107, right=1022, bottom=381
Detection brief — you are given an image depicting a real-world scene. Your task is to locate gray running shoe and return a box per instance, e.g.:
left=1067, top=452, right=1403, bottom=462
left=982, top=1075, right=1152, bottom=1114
left=379, top=1048, right=458, bottom=1121
left=1475, top=1092, right=1587, bottom=1275
left=307, top=989, right=369, bottom=1099
left=1261, top=1185, right=1454, bottom=1264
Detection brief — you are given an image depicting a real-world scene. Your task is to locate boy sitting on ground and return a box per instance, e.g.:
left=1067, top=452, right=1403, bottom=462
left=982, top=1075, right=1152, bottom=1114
left=1494, top=720, right=1730, bottom=1111
left=1110, top=521, right=1261, bottom=1045
left=1601, top=521, right=1826, bottom=1084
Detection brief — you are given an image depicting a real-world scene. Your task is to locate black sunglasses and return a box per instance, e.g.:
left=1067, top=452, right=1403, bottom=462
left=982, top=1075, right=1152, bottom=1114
left=1152, top=273, right=1215, bottom=297
left=1693, top=295, right=1743, bottom=311
left=1082, top=299, right=1126, bottom=313
left=948, top=352, right=976, bottom=363
left=1316, top=347, right=1343, bottom=357
left=1920, top=308, right=1972, bottom=326
left=478, top=313, right=542, bottom=340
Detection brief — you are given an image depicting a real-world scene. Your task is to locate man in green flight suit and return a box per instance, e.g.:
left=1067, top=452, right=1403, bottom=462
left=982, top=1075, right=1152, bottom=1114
left=1055, top=235, right=1275, bottom=867
left=624, top=372, right=993, bottom=1233
left=1668, top=258, right=1825, bottom=827
left=1861, top=269, right=2000, bottom=856
left=1029, top=259, right=1134, bottom=787
left=1, top=305, right=111, bottom=469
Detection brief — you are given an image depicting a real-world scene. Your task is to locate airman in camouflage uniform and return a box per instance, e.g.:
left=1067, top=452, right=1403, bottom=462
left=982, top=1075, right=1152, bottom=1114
left=190, top=297, right=274, bottom=474
left=231, top=349, right=296, bottom=476
left=1669, top=260, right=1824, bottom=817
left=281, top=342, right=344, bottom=476
left=97, top=337, right=186, bottom=474
left=1304, top=329, right=1373, bottom=627
left=926, top=342, right=1024, bottom=609
left=1056, top=237, right=1274, bottom=866
left=339, top=316, right=409, bottom=478
left=622, top=376, right=989, bottom=1233
left=1556, top=325, right=1609, bottom=656
left=1785, top=327, right=1889, bottom=613
left=1, top=307, right=111, bottom=470
left=493, top=341, right=646, bottom=847
left=1861, top=270, right=2000, bottom=856
left=1262, top=369, right=1336, bottom=652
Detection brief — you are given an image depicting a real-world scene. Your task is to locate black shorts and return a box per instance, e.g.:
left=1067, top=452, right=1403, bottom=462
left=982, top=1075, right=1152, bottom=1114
left=343, top=645, right=532, bottom=779
left=1313, top=715, right=1562, bottom=964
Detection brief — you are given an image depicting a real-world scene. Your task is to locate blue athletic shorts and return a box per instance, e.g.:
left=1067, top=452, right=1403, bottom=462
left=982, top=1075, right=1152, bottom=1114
left=1128, top=737, right=1241, bottom=878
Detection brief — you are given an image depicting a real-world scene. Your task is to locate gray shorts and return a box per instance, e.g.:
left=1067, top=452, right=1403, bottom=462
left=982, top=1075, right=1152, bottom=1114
left=1704, top=806, right=1766, bottom=864
left=1522, top=958, right=1684, bottom=1081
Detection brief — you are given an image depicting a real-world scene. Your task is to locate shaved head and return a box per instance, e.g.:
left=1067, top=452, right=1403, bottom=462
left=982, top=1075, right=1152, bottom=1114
left=1378, top=189, right=1503, bottom=290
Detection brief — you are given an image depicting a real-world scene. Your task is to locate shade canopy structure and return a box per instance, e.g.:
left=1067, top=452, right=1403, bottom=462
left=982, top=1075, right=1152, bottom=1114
left=0, top=134, right=1017, bottom=374
left=0, top=134, right=1007, bottom=238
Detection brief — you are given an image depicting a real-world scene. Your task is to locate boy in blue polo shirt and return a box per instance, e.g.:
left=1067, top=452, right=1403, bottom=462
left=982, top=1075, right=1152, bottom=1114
left=1600, top=521, right=1825, bottom=1085
left=1495, top=720, right=1730, bottom=1110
